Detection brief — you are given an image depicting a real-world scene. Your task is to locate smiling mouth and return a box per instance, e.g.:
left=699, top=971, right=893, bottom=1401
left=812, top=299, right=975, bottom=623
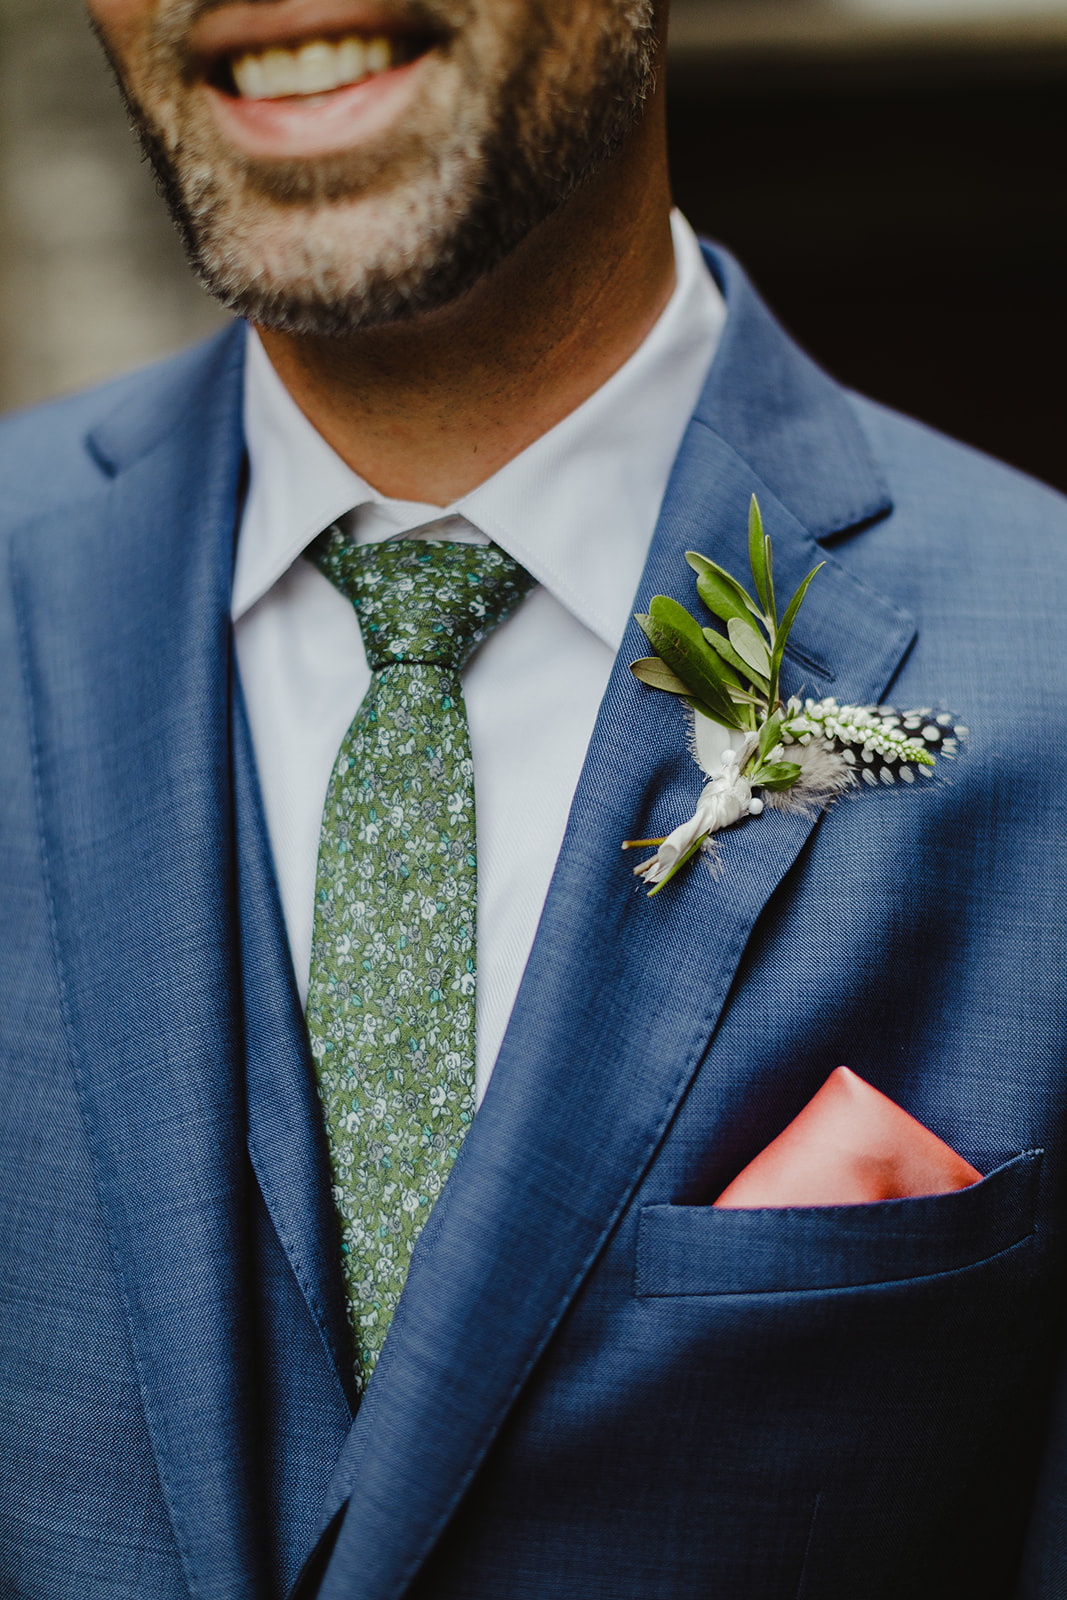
left=212, top=31, right=435, bottom=100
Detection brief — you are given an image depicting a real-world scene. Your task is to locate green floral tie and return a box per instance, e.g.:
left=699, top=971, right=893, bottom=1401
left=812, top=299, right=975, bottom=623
left=305, top=527, right=534, bottom=1392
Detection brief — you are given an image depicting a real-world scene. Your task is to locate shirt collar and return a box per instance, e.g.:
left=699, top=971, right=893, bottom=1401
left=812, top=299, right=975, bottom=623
left=233, top=211, right=726, bottom=650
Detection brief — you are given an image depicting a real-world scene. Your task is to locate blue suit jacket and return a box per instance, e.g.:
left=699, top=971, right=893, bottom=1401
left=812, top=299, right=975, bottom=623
left=2, top=246, right=1066, bottom=1599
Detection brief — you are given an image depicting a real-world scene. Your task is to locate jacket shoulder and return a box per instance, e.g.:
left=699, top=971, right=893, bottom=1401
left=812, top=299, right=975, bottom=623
left=846, top=390, right=1067, bottom=542
left=0, top=327, right=244, bottom=529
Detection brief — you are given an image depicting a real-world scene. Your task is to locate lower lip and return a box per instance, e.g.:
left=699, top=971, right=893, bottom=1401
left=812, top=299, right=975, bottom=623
left=205, top=54, right=426, bottom=159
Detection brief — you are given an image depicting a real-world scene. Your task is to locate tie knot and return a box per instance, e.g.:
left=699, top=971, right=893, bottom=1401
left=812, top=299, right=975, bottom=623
left=310, top=529, right=535, bottom=671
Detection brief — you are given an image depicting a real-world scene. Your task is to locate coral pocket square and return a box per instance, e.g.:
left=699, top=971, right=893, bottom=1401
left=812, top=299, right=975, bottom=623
left=713, top=1066, right=983, bottom=1209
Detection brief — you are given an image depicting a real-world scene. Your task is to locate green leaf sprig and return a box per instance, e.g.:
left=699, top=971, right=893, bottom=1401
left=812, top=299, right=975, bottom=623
left=631, top=496, right=823, bottom=792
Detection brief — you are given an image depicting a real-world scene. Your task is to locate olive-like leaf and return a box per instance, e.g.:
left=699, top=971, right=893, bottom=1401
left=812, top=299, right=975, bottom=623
left=755, top=761, right=803, bottom=792
left=684, top=695, right=754, bottom=735
left=764, top=533, right=777, bottom=629
left=702, top=627, right=769, bottom=694
left=686, top=551, right=763, bottom=627
left=693, top=637, right=743, bottom=691
left=748, top=496, right=770, bottom=615
left=696, top=573, right=747, bottom=631
left=629, top=657, right=691, bottom=696
left=757, top=710, right=783, bottom=764
left=694, top=645, right=749, bottom=700
left=768, top=561, right=825, bottom=704
left=727, top=616, right=772, bottom=678
left=637, top=601, right=745, bottom=729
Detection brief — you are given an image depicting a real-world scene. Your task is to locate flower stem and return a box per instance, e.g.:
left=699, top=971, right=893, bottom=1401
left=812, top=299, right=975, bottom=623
left=647, top=830, right=712, bottom=897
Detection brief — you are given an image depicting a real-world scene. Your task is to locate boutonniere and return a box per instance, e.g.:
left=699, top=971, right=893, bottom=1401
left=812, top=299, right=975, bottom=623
left=624, top=496, right=966, bottom=894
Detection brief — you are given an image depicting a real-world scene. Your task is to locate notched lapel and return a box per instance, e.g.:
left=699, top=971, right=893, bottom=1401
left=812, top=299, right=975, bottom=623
left=12, top=329, right=270, bottom=1600
left=312, top=260, right=917, bottom=1600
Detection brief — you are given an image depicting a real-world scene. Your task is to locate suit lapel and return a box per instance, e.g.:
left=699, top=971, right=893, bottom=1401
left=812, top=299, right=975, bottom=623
left=13, top=325, right=269, bottom=1600
left=312, top=251, right=916, bottom=1600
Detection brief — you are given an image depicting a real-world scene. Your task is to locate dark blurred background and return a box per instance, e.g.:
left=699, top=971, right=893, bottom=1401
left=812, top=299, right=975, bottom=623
left=2, top=0, right=1066, bottom=491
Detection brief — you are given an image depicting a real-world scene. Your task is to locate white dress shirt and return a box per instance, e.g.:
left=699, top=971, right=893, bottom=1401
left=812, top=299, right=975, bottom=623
left=234, top=210, right=726, bottom=1103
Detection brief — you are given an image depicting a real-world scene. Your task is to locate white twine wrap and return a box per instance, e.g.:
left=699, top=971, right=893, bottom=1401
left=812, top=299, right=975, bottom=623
left=632, top=741, right=764, bottom=889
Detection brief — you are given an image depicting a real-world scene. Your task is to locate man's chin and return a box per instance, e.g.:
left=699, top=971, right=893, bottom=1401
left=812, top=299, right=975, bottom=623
left=182, top=178, right=511, bottom=336
left=113, top=0, right=659, bottom=339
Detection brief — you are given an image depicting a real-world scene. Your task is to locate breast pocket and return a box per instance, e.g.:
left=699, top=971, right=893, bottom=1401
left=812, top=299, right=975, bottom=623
left=634, top=1150, right=1042, bottom=1298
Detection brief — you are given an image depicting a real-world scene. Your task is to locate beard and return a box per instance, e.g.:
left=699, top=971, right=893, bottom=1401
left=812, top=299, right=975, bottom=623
left=93, top=0, right=658, bottom=336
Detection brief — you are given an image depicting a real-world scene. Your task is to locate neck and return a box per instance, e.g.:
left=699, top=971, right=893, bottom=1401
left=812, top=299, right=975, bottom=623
left=256, top=87, right=675, bottom=505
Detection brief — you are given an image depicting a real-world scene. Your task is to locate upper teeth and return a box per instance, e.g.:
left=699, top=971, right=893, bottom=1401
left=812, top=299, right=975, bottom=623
left=232, top=36, right=397, bottom=99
